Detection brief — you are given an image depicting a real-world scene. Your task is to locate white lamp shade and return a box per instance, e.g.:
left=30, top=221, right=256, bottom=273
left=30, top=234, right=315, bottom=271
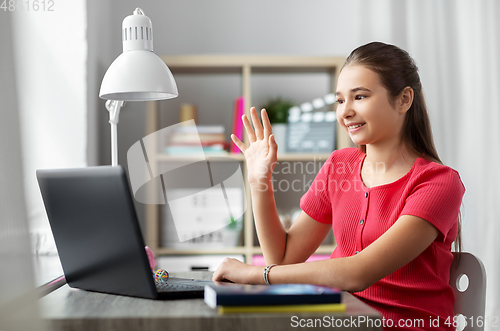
left=99, top=50, right=178, bottom=101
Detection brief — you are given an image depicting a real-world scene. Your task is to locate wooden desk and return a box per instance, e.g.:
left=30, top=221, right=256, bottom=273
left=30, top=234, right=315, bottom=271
left=39, top=272, right=381, bottom=331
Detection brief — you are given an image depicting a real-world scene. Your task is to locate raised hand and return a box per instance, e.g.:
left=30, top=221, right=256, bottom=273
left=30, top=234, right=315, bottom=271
left=231, top=107, right=278, bottom=187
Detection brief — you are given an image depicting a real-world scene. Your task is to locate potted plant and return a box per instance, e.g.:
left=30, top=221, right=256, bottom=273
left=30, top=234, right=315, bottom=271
left=262, top=97, right=295, bottom=154
left=223, top=216, right=243, bottom=247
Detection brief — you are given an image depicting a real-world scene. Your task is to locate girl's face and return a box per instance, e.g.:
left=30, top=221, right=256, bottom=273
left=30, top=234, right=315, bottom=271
left=335, top=65, right=407, bottom=148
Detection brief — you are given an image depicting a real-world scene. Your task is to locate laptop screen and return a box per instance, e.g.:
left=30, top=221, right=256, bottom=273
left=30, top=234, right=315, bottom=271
left=37, top=166, right=158, bottom=299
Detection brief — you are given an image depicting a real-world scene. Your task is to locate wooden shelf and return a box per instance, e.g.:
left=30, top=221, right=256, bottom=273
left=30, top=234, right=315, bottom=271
left=156, top=245, right=336, bottom=258
left=156, top=153, right=245, bottom=162
left=276, top=153, right=332, bottom=162
left=160, top=55, right=346, bottom=69
left=145, top=55, right=348, bottom=264
left=155, top=153, right=332, bottom=162
left=156, top=247, right=250, bottom=256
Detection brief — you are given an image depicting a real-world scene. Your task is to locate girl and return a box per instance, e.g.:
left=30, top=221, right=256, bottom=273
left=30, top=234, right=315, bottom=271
left=213, top=42, right=464, bottom=330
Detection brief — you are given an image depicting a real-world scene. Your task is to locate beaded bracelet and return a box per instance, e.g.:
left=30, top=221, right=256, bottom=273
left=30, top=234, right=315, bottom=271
left=263, top=264, right=277, bottom=285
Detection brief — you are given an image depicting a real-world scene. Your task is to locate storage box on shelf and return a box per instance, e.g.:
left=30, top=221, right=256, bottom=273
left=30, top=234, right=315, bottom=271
left=145, top=55, right=349, bottom=264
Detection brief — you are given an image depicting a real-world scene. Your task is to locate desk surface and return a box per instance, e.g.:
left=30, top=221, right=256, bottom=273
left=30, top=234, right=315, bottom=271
left=40, top=271, right=382, bottom=331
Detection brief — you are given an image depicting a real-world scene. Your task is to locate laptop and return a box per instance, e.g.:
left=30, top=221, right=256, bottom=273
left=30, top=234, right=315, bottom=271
left=36, top=166, right=214, bottom=299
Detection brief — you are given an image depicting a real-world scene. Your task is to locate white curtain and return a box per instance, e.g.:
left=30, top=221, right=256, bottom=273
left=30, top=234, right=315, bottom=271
left=11, top=1, right=88, bottom=254
left=0, top=12, right=41, bottom=331
left=356, top=0, right=500, bottom=327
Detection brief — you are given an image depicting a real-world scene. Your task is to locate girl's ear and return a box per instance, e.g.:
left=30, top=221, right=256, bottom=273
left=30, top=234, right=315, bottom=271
left=398, top=87, right=414, bottom=114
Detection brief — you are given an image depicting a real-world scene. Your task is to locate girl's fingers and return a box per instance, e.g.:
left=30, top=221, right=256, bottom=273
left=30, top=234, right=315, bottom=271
left=242, top=114, right=256, bottom=143
left=230, top=134, right=247, bottom=153
left=250, top=107, right=265, bottom=140
left=268, top=134, right=278, bottom=159
left=261, top=109, right=273, bottom=139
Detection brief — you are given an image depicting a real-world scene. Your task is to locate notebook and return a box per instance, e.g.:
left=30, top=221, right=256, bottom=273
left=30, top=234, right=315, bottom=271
left=204, top=283, right=342, bottom=308
left=36, top=166, right=213, bottom=300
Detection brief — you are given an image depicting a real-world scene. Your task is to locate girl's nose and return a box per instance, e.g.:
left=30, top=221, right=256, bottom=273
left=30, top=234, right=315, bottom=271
left=339, top=100, right=355, bottom=120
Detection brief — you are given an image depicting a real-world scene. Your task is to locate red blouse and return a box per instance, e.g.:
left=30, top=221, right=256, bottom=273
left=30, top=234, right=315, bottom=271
left=300, top=148, right=465, bottom=330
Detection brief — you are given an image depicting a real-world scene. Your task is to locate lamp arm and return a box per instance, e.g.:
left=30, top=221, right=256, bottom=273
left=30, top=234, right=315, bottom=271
left=105, top=100, right=125, bottom=166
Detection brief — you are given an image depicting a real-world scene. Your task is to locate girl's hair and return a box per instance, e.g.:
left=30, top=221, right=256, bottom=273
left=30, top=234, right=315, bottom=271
left=341, top=41, right=462, bottom=253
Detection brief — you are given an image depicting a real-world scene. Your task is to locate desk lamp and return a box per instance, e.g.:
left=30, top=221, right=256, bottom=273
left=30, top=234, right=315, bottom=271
left=99, top=8, right=178, bottom=166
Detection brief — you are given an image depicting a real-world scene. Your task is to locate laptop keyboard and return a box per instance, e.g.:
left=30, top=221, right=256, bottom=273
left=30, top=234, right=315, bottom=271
left=155, top=281, right=205, bottom=293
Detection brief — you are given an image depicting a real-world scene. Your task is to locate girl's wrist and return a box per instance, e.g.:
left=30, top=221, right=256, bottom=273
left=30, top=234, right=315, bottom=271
left=253, top=265, right=266, bottom=285
left=249, top=177, right=273, bottom=192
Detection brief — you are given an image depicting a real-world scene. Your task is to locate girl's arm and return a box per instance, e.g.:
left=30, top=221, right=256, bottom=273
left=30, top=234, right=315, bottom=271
left=250, top=185, right=331, bottom=265
left=248, top=178, right=287, bottom=264
left=277, top=211, right=332, bottom=265
left=213, top=214, right=439, bottom=292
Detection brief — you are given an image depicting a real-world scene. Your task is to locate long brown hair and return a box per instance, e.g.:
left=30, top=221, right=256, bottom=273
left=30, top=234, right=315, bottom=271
left=341, top=42, right=462, bottom=253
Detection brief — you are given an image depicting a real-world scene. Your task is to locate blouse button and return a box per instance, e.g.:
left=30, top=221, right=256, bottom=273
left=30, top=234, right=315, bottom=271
left=365, top=192, right=368, bottom=198
left=354, top=251, right=360, bottom=255
left=360, top=219, right=364, bottom=225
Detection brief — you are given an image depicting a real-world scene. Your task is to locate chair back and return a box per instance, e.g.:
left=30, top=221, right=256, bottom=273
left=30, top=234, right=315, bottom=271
left=449, top=252, right=487, bottom=331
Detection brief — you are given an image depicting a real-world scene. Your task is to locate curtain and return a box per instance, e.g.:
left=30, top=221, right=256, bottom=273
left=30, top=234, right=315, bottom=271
left=11, top=1, right=88, bottom=255
left=0, top=12, right=41, bottom=331
left=356, top=0, right=500, bottom=327
left=1, top=2, right=86, bottom=327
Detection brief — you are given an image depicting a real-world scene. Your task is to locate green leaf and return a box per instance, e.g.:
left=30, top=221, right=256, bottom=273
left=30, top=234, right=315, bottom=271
left=262, top=97, right=295, bottom=124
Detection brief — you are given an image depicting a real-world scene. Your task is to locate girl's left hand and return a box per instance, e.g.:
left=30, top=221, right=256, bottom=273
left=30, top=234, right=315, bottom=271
left=212, top=258, right=264, bottom=284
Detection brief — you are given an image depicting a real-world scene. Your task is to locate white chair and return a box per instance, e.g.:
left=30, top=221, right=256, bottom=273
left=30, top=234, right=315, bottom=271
left=449, top=252, right=487, bottom=331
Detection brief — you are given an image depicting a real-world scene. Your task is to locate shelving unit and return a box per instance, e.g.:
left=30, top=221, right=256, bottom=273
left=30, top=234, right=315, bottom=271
left=144, top=55, right=349, bottom=263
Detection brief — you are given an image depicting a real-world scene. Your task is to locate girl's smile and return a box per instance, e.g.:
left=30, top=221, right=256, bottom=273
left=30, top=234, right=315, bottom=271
left=346, top=122, right=366, bottom=132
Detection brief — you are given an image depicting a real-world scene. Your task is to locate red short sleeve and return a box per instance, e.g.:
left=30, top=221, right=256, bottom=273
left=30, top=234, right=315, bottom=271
left=300, top=152, right=335, bottom=224
left=401, top=165, right=465, bottom=242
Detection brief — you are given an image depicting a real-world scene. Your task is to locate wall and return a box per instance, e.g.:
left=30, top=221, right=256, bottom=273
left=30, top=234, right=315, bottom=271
left=87, top=0, right=114, bottom=166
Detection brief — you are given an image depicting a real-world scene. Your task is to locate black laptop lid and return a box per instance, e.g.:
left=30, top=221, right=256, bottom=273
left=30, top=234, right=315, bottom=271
left=36, top=166, right=158, bottom=299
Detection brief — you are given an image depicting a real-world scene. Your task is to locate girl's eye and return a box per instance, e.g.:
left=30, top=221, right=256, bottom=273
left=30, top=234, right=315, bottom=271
left=355, top=95, right=366, bottom=100
left=336, top=99, right=344, bottom=104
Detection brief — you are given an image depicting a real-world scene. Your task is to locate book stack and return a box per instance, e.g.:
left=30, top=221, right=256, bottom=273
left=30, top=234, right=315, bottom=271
left=204, top=283, right=344, bottom=314
left=164, top=125, right=229, bottom=155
